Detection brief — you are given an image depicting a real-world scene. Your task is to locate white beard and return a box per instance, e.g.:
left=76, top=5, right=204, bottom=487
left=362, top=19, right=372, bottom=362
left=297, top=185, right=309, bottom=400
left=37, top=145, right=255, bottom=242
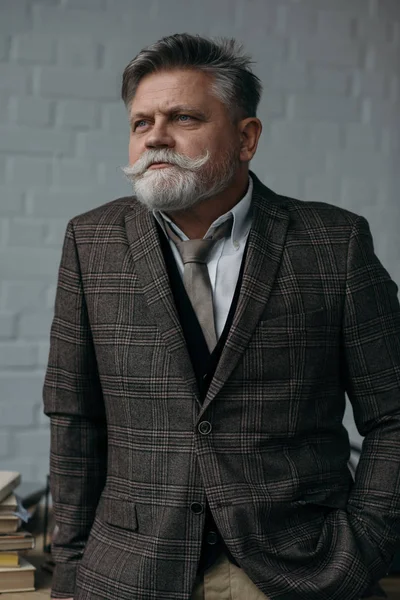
left=121, top=149, right=238, bottom=212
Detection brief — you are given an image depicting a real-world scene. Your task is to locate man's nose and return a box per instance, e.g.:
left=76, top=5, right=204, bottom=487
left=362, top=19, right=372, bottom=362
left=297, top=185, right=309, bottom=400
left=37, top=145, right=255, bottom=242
left=145, top=122, right=175, bottom=149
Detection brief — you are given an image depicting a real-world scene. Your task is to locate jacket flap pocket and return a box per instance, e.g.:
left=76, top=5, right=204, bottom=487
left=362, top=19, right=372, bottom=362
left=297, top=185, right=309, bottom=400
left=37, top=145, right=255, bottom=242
left=98, top=495, right=138, bottom=531
left=297, top=487, right=349, bottom=509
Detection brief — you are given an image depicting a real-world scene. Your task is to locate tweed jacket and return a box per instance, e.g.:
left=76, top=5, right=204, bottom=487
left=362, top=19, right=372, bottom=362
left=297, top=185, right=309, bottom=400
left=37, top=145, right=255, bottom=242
left=43, top=173, right=400, bottom=600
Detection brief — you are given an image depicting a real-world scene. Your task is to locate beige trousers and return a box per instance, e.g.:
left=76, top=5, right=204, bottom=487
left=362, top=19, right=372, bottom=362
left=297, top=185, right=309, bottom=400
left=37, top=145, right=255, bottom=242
left=191, top=553, right=270, bottom=600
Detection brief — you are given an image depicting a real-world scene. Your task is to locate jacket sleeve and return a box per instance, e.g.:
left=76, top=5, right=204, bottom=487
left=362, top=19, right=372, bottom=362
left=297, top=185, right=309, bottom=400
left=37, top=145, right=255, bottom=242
left=343, top=215, right=400, bottom=583
left=43, top=220, right=107, bottom=598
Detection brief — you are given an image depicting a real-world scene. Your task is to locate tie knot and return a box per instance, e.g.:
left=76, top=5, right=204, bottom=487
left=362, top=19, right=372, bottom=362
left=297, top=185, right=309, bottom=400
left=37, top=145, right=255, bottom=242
left=178, top=238, right=215, bottom=265
left=165, top=218, right=232, bottom=265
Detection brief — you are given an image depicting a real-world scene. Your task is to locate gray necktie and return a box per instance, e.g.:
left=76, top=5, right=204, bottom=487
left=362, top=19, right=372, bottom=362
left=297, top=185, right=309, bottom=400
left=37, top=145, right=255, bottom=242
left=165, top=219, right=232, bottom=352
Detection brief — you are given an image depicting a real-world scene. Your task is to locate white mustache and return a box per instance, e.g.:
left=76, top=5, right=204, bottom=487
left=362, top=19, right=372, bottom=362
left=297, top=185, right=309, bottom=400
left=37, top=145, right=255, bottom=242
left=122, top=149, right=210, bottom=179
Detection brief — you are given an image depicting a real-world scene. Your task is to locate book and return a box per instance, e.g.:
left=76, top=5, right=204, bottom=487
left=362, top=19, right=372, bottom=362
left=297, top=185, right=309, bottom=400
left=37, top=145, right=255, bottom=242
left=0, top=514, right=21, bottom=534
left=0, top=472, right=21, bottom=504
left=0, top=552, right=20, bottom=568
left=0, top=530, right=35, bottom=551
left=0, top=556, right=35, bottom=592
left=0, top=494, right=17, bottom=514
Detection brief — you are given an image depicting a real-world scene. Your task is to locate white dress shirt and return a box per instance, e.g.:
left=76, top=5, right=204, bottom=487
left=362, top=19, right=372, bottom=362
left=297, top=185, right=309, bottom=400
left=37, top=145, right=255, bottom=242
left=154, top=176, right=253, bottom=339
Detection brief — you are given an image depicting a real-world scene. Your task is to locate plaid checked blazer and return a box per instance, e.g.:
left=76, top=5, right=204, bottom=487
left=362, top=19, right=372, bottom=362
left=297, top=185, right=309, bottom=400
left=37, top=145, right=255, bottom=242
left=43, top=173, right=400, bottom=600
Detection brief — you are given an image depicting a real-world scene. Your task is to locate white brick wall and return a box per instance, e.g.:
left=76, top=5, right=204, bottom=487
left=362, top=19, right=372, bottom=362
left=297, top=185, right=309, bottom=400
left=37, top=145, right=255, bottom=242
left=0, top=0, right=399, bottom=480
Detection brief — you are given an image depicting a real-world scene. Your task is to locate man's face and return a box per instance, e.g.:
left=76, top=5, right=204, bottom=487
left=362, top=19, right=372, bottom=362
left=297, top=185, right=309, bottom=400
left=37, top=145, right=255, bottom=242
left=123, top=68, right=242, bottom=212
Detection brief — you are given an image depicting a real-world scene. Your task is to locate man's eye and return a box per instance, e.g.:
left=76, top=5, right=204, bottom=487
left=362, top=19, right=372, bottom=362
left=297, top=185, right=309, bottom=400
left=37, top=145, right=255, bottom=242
left=134, top=120, right=148, bottom=130
left=177, top=115, right=192, bottom=122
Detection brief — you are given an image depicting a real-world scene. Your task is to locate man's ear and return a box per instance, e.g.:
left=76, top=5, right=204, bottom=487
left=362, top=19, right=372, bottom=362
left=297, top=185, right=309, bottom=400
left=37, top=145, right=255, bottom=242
left=238, top=117, right=262, bottom=162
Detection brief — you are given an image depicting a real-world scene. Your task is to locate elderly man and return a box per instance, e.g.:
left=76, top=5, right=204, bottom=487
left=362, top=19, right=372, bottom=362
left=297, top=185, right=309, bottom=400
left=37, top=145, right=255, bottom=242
left=44, top=33, right=400, bottom=600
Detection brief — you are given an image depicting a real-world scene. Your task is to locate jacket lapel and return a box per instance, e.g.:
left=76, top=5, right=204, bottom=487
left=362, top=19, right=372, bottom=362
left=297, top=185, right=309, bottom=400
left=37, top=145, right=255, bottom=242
left=124, top=202, right=200, bottom=403
left=200, top=176, right=290, bottom=415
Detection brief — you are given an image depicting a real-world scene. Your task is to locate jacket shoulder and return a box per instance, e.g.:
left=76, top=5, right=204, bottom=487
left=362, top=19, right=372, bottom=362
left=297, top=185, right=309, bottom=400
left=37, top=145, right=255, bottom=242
left=69, top=196, right=142, bottom=228
left=278, top=196, right=364, bottom=228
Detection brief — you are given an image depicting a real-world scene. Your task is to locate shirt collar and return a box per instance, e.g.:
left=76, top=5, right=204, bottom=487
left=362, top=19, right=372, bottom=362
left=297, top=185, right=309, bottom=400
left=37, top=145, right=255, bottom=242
left=153, top=176, right=253, bottom=246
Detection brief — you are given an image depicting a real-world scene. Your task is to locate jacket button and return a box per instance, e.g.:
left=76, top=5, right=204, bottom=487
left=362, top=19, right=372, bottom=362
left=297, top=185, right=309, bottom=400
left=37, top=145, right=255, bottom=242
left=198, top=421, right=212, bottom=435
left=206, top=530, right=218, bottom=545
left=190, top=502, right=204, bottom=515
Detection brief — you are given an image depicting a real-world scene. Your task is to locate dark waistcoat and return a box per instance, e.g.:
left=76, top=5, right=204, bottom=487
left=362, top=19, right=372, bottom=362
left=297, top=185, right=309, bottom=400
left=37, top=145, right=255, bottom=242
left=158, top=222, right=248, bottom=572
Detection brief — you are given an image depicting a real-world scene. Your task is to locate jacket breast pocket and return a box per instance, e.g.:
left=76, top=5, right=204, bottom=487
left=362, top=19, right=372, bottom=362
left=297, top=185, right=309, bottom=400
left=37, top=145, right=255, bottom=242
left=249, top=305, right=340, bottom=378
left=96, top=494, right=138, bottom=532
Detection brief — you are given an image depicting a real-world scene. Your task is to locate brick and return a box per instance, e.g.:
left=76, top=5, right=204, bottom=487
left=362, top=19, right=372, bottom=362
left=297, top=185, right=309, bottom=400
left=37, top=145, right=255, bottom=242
left=32, top=5, right=128, bottom=36
left=310, top=123, right=341, bottom=150
left=31, top=189, right=113, bottom=218
left=356, top=17, right=396, bottom=45
left=292, top=37, right=361, bottom=67
left=149, top=0, right=236, bottom=38
left=263, top=144, right=326, bottom=175
left=341, top=178, right=378, bottom=207
left=382, top=128, right=400, bottom=153
left=0, top=343, right=37, bottom=369
left=56, top=99, right=98, bottom=128
left=38, top=66, right=119, bottom=100
left=290, top=93, right=361, bottom=122
left=12, top=96, right=54, bottom=127
left=0, top=96, right=11, bottom=124
left=0, top=34, right=8, bottom=60
left=351, top=71, right=387, bottom=98
left=0, top=432, right=11, bottom=458
left=281, top=6, right=317, bottom=36
left=57, top=37, right=102, bottom=68
left=344, top=124, right=381, bottom=150
left=247, top=35, right=288, bottom=65
left=311, top=67, right=352, bottom=95
left=12, top=33, right=56, bottom=64
left=0, top=188, right=25, bottom=216
left=298, top=0, right=371, bottom=14
left=0, top=456, right=37, bottom=482
left=263, top=171, right=303, bottom=199
left=317, top=10, right=355, bottom=39
left=0, top=4, right=30, bottom=34
left=258, top=92, right=287, bottom=120
left=0, top=65, right=30, bottom=93
left=304, top=175, right=341, bottom=205
left=64, top=0, right=107, bottom=9
left=269, top=121, right=311, bottom=147
left=367, top=44, right=400, bottom=73
left=3, top=282, right=47, bottom=312
left=7, top=156, right=53, bottom=186
left=0, top=127, right=74, bottom=155
left=0, top=313, right=15, bottom=339
left=0, top=156, right=6, bottom=182
left=15, top=429, right=50, bottom=456
left=327, top=150, right=396, bottom=178
left=0, top=457, right=39, bottom=482
left=235, top=0, right=279, bottom=34
left=18, top=311, right=53, bottom=339
left=0, top=248, right=60, bottom=278
left=270, top=63, right=308, bottom=92
left=46, top=218, right=68, bottom=250
left=52, top=159, right=100, bottom=187
left=76, top=131, right=128, bottom=159
left=103, top=40, right=149, bottom=70
left=0, top=373, right=44, bottom=404
left=375, top=0, right=400, bottom=17
left=102, top=102, right=128, bottom=130
left=6, top=218, right=48, bottom=247
left=365, top=99, right=399, bottom=127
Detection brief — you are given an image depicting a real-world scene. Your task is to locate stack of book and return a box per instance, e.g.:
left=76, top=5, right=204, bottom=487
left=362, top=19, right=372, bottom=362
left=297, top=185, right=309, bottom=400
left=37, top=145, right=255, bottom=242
left=0, top=471, right=36, bottom=593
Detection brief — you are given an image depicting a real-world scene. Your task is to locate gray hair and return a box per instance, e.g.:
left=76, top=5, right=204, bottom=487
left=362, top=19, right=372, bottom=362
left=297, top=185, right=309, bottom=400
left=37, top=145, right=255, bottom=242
left=121, top=33, right=262, bottom=121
